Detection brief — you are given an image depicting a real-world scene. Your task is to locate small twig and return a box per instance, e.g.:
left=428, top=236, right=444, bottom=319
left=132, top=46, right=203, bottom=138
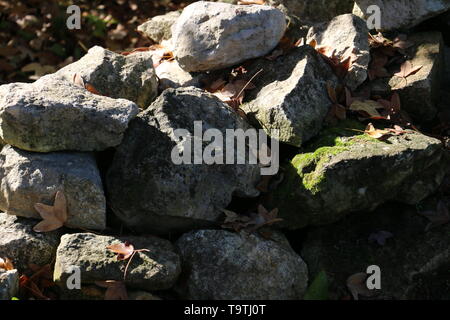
left=123, top=249, right=150, bottom=281
left=235, top=68, right=263, bottom=99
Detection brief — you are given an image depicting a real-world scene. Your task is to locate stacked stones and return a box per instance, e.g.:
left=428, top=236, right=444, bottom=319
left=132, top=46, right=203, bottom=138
left=1, top=0, right=450, bottom=300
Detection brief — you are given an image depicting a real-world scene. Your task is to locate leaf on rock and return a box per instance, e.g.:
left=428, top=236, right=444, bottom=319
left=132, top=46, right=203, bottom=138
left=420, top=200, right=450, bottom=231
left=394, top=60, right=423, bottom=79
left=33, top=191, right=68, bottom=233
left=0, top=257, right=14, bottom=271
left=107, top=241, right=135, bottom=261
left=95, top=280, right=128, bottom=300
left=346, top=272, right=374, bottom=300
left=349, top=100, right=384, bottom=119
left=364, top=123, right=391, bottom=140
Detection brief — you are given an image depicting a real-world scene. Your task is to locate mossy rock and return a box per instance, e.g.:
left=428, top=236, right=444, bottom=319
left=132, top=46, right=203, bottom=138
left=271, top=121, right=447, bottom=229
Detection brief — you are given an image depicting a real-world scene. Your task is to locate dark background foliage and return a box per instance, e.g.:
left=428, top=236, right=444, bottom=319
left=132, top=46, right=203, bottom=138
left=0, top=0, right=198, bottom=84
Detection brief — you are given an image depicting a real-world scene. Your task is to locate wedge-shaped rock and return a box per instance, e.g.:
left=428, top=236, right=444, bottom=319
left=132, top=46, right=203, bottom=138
left=242, top=46, right=338, bottom=147
left=0, top=145, right=106, bottom=230
left=107, top=87, right=260, bottom=235
left=271, top=124, right=447, bottom=229
left=268, top=0, right=355, bottom=23
left=55, top=46, right=158, bottom=108
left=176, top=230, right=308, bottom=300
left=0, top=212, right=61, bottom=272
left=371, top=32, right=444, bottom=121
left=54, top=233, right=181, bottom=291
left=172, top=1, right=286, bottom=72
left=138, top=11, right=181, bottom=43
left=353, top=0, right=450, bottom=31
left=156, top=60, right=202, bottom=91
left=0, top=269, right=18, bottom=300
left=302, top=203, right=450, bottom=299
left=0, top=75, right=139, bottom=152
left=307, top=14, right=370, bottom=90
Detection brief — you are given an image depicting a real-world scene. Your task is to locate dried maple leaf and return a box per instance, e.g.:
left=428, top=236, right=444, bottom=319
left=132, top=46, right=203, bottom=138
left=221, top=209, right=252, bottom=232
left=0, top=257, right=14, bottom=271
left=346, top=273, right=374, bottom=300
left=33, top=191, right=68, bottom=233
left=420, top=200, right=450, bottom=231
left=364, top=123, right=391, bottom=140
left=19, top=274, right=50, bottom=300
left=349, top=100, right=385, bottom=119
left=394, top=60, right=423, bottom=79
left=107, top=241, right=135, bottom=261
left=95, top=280, right=128, bottom=300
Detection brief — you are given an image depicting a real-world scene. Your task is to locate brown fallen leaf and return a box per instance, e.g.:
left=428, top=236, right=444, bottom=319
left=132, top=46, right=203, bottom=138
left=95, top=280, right=128, bottom=300
left=346, top=273, right=374, bottom=300
left=0, top=257, right=14, bottom=271
left=364, top=123, right=391, bottom=140
left=107, top=241, right=135, bottom=261
left=394, top=60, right=423, bottom=79
left=85, top=83, right=102, bottom=95
left=420, top=200, right=450, bottom=231
left=33, top=191, right=68, bottom=233
left=349, top=100, right=385, bottom=119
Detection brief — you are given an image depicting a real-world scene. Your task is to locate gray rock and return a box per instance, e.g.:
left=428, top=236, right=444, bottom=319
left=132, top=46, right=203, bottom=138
left=0, top=75, right=139, bottom=152
left=353, top=0, right=450, bottom=31
left=0, top=212, right=61, bottom=272
left=138, top=11, right=181, bottom=43
left=175, top=229, right=308, bottom=300
left=107, top=87, right=260, bottom=235
left=55, top=46, right=158, bottom=108
left=241, top=46, right=338, bottom=147
left=0, top=269, right=19, bottom=300
left=172, top=1, right=287, bottom=72
left=54, top=233, right=181, bottom=292
left=307, top=14, right=370, bottom=90
left=268, top=0, right=355, bottom=23
left=156, top=60, right=202, bottom=91
left=302, top=203, right=450, bottom=300
left=0, top=145, right=106, bottom=230
left=271, top=123, right=448, bottom=229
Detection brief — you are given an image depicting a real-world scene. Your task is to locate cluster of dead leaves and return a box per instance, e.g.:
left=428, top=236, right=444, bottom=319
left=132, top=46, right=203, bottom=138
left=19, top=264, right=56, bottom=300
left=368, top=33, right=422, bottom=84
left=204, top=67, right=262, bottom=118
left=221, top=205, right=283, bottom=236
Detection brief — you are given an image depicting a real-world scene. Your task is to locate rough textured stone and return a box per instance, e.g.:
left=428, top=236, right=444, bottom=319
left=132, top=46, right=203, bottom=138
left=370, top=32, right=444, bottom=121
left=138, top=11, right=181, bottom=43
left=55, top=46, right=158, bottom=108
left=0, top=75, right=139, bottom=152
left=156, top=60, right=202, bottom=91
left=0, top=212, right=61, bottom=272
left=241, top=46, right=338, bottom=147
left=302, top=203, right=450, bottom=300
left=172, top=1, right=286, bottom=72
left=175, top=229, right=308, bottom=300
left=0, top=145, right=106, bottom=230
left=107, top=87, right=260, bottom=235
left=268, top=0, right=355, bottom=23
left=54, top=233, right=181, bottom=291
left=307, top=14, right=370, bottom=90
left=271, top=123, right=447, bottom=229
left=0, top=269, right=19, bottom=300
left=353, top=0, right=450, bottom=31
